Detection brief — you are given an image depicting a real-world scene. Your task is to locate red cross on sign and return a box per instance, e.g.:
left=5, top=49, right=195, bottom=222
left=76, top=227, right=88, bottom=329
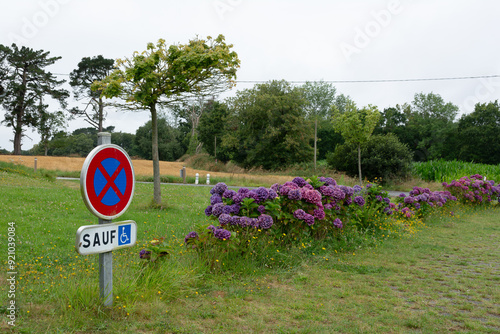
left=81, top=144, right=135, bottom=220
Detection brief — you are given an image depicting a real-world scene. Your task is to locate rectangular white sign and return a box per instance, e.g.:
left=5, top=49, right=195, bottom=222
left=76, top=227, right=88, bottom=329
left=76, top=220, right=137, bottom=255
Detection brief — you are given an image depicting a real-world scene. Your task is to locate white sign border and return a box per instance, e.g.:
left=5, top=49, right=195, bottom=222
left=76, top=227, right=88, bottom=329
left=80, top=144, right=135, bottom=220
left=75, top=220, right=137, bottom=255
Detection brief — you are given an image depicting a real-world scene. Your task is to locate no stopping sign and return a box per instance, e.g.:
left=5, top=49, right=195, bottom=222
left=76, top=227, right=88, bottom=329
left=80, top=144, right=135, bottom=220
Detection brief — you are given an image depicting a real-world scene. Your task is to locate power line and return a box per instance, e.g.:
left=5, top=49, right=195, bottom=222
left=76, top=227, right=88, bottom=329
left=52, top=73, right=500, bottom=83
left=236, top=75, right=500, bottom=84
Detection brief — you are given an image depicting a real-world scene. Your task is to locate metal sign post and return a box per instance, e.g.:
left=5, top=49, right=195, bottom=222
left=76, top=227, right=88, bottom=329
left=77, top=132, right=136, bottom=307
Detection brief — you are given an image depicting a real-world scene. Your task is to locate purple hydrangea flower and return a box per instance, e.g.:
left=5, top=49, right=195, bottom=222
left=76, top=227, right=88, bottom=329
left=319, top=185, right=334, bottom=197
left=204, top=205, right=213, bottom=216
left=218, top=213, right=232, bottom=226
left=293, top=209, right=306, bottom=220
left=210, top=194, right=223, bottom=205
left=213, top=228, right=231, bottom=240
left=213, top=182, right=228, bottom=195
left=211, top=203, right=224, bottom=217
left=292, top=177, right=307, bottom=187
left=230, top=216, right=240, bottom=226
left=184, top=231, right=199, bottom=243
left=246, top=190, right=261, bottom=203
left=258, top=205, right=266, bottom=214
left=302, top=189, right=322, bottom=204
left=332, top=187, right=346, bottom=201
left=288, top=189, right=302, bottom=201
left=230, top=204, right=241, bottom=214
left=319, top=177, right=336, bottom=186
left=333, top=218, right=343, bottom=229
left=139, top=249, right=151, bottom=259
left=268, top=189, right=278, bottom=200
left=238, top=187, right=250, bottom=194
left=222, top=205, right=233, bottom=215
left=279, top=182, right=299, bottom=196
left=255, top=187, right=269, bottom=202
left=222, top=189, right=237, bottom=200
left=313, top=209, right=325, bottom=220
left=383, top=197, right=390, bottom=204
left=353, top=185, right=362, bottom=193
left=239, top=216, right=252, bottom=227
left=304, top=213, right=315, bottom=226
left=271, top=183, right=281, bottom=192
left=404, top=196, right=414, bottom=204
left=354, top=196, right=365, bottom=206
left=258, top=214, right=273, bottom=229
left=232, top=193, right=245, bottom=204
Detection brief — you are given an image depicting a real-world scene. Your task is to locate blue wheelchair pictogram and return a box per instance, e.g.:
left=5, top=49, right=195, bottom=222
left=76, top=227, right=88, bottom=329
left=94, top=158, right=127, bottom=206
left=118, top=224, right=131, bottom=246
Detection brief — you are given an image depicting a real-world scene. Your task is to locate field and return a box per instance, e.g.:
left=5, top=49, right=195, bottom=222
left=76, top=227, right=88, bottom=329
left=1, top=170, right=499, bottom=333
left=0, top=155, right=293, bottom=186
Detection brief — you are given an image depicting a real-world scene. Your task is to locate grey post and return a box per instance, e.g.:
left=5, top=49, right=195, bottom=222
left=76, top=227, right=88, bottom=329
left=182, top=166, right=186, bottom=184
left=97, top=132, right=113, bottom=306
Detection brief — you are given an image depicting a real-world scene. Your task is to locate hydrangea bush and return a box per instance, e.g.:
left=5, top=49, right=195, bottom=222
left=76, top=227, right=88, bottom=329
left=442, top=174, right=500, bottom=205
left=138, top=173, right=498, bottom=268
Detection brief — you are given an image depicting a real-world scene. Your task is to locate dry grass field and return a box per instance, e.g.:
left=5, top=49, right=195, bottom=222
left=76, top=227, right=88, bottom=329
left=0, top=154, right=292, bottom=184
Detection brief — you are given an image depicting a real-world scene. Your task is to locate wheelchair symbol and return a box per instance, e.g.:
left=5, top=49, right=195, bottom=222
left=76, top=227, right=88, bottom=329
left=119, top=226, right=130, bottom=245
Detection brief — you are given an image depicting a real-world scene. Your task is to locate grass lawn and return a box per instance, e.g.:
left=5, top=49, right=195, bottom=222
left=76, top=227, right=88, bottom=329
left=0, top=171, right=499, bottom=333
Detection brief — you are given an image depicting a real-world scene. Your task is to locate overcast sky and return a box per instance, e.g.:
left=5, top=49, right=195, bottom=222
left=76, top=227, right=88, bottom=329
left=1, top=0, right=500, bottom=151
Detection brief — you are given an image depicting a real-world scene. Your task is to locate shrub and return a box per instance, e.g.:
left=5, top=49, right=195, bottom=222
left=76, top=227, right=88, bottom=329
left=442, top=174, right=500, bottom=205
left=327, top=133, right=412, bottom=183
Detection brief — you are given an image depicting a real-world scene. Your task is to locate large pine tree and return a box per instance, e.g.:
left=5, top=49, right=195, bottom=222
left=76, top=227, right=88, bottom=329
left=0, top=44, right=68, bottom=154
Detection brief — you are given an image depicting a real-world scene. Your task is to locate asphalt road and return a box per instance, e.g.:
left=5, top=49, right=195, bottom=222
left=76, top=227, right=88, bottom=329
left=57, top=177, right=409, bottom=196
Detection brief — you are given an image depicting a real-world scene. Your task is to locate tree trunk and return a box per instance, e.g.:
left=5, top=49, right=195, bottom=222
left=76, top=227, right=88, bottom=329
left=358, top=144, right=362, bottom=186
left=13, top=68, right=27, bottom=155
left=98, top=97, right=104, bottom=132
left=151, top=104, right=161, bottom=205
left=13, top=129, right=22, bottom=155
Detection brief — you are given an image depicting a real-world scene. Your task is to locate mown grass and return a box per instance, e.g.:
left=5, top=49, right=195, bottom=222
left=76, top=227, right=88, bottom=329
left=1, top=171, right=499, bottom=333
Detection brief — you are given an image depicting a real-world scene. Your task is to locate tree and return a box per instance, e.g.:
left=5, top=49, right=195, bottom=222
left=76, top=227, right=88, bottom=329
left=409, top=92, right=458, bottom=161
left=457, top=101, right=500, bottom=164
left=302, top=81, right=336, bottom=170
left=69, top=55, right=114, bottom=131
left=327, top=133, right=412, bottom=183
left=0, top=44, right=69, bottom=155
left=135, top=118, right=184, bottom=161
left=94, top=35, right=240, bottom=205
left=36, top=103, right=66, bottom=156
left=222, top=80, right=313, bottom=170
left=331, top=101, right=380, bottom=185
left=197, top=100, right=231, bottom=162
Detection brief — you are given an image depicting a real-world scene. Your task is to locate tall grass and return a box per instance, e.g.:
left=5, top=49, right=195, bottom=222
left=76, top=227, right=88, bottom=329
left=412, top=159, right=500, bottom=183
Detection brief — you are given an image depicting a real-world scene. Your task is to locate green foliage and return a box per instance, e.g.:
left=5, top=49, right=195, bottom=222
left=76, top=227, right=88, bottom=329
left=0, top=43, right=69, bottom=154
left=135, top=118, right=184, bottom=161
left=222, top=80, right=314, bottom=170
left=412, top=159, right=500, bottom=183
left=457, top=101, right=500, bottom=164
left=69, top=55, right=114, bottom=131
left=93, top=35, right=240, bottom=205
left=327, top=134, right=413, bottom=183
left=331, top=101, right=381, bottom=184
left=351, top=183, right=389, bottom=231
left=197, top=100, right=232, bottom=162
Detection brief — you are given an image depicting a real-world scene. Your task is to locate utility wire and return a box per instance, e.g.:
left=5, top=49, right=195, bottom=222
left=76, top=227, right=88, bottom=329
left=236, top=75, right=500, bottom=84
left=52, top=73, right=499, bottom=83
